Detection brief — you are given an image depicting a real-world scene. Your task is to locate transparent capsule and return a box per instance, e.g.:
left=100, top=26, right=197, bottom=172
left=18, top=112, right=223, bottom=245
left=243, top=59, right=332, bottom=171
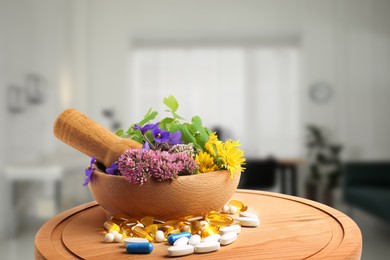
left=228, top=200, right=248, bottom=212
left=110, top=214, right=130, bottom=225
left=103, top=220, right=120, bottom=233
left=119, top=218, right=138, bottom=229
left=133, top=226, right=154, bottom=242
left=205, top=213, right=234, bottom=228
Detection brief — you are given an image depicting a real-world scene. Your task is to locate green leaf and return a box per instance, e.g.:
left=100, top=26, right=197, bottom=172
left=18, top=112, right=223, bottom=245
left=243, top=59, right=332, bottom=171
left=172, top=111, right=185, bottom=120
left=191, top=116, right=209, bottom=150
left=115, top=129, right=124, bottom=136
left=173, top=123, right=197, bottom=145
left=138, top=109, right=158, bottom=126
left=160, top=117, right=175, bottom=131
left=163, top=96, right=179, bottom=112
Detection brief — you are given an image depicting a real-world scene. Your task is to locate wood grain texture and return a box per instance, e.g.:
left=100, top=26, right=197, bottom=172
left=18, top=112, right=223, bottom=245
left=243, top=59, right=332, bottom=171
left=53, top=108, right=142, bottom=168
left=35, top=190, right=362, bottom=259
left=89, top=167, right=240, bottom=220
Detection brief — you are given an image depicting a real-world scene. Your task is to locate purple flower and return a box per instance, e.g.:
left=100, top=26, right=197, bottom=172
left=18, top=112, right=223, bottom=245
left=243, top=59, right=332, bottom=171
left=106, top=161, right=119, bottom=175
left=150, top=151, right=178, bottom=181
left=83, top=156, right=96, bottom=186
left=133, top=122, right=160, bottom=134
left=142, top=141, right=150, bottom=150
left=171, top=152, right=199, bottom=175
left=118, top=149, right=154, bottom=185
left=152, top=128, right=170, bottom=143
left=168, top=130, right=183, bottom=145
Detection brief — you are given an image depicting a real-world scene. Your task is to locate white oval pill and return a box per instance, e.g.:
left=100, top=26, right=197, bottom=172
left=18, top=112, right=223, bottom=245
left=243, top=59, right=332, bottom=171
left=189, top=234, right=201, bottom=245
left=239, top=217, right=260, bottom=227
left=168, top=244, right=194, bottom=256
left=123, top=237, right=149, bottom=246
left=155, top=230, right=165, bottom=243
left=104, top=233, right=115, bottom=242
left=174, top=236, right=189, bottom=246
left=186, top=216, right=203, bottom=221
left=201, top=234, right=221, bottom=243
left=219, top=224, right=241, bottom=235
left=220, top=232, right=237, bottom=245
left=195, top=241, right=220, bottom=253
left=239, top=211, right=259, bottom=219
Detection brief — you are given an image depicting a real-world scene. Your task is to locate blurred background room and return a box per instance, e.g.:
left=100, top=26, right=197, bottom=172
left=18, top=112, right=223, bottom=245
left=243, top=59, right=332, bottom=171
left=0, top=0, right=389, bottom=259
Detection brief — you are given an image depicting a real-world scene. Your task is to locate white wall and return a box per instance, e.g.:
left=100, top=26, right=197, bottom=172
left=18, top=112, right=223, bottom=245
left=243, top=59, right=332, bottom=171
left=75, top=0, right=390, bottom=161
left=0, top=0, right=71, bottom=238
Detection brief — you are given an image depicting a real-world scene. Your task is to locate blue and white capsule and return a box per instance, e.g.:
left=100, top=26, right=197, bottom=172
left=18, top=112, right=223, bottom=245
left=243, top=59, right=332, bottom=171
left=167, top=232, right=191, bottom=245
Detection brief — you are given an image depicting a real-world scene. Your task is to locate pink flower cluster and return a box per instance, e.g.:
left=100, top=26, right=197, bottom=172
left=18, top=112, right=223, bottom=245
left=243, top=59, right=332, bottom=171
left=118, top=149, right=198, bottom=185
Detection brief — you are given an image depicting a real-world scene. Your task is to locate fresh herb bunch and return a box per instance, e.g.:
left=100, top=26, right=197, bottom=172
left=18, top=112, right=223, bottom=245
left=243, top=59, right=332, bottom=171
left=83, top=96, right=245, bottom=186
left=116, top=96, right=212, bottom=153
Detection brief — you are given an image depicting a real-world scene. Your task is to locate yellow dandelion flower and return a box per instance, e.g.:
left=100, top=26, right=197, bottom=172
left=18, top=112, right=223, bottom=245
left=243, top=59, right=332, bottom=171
left=218, top=139, right=246, bottom=178
left=195, top=151, right=218, bottom=173
left=205, top=132, right=223, bottom=157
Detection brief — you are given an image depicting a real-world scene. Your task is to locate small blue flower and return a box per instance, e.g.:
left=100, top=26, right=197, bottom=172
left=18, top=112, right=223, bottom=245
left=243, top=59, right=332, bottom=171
left=168, top=130, right=183, bottom=145
left=106, top=161, right=119, bottom=175
left=142, top=142, right=151, bottom=150
left=133, top=122, right=160, bottom=134
left=153, top=128, right=170, bottom=143
left=83, top=155, right=96, bottom=186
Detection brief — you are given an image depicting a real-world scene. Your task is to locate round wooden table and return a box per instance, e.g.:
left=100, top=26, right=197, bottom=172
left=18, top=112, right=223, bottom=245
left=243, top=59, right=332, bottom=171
left=35, top=190, right=362, bottom=259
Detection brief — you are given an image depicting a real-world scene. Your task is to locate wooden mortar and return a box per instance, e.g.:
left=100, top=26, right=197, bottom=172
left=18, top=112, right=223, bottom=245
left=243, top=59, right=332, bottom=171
left=53, top=108, right=240, bottom=219
left=89, top=165, right=240, bottom=220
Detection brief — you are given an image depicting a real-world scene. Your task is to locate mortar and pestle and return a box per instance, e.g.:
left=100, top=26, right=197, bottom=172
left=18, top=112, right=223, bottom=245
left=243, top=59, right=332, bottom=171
left=53, top=109, right=240, bottom=220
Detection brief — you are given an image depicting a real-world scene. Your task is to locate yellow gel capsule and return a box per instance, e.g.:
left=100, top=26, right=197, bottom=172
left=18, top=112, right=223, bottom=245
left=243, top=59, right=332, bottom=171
left=140, top=216, right=154, bottom=227
left=205, top=213, right=234, bottom=227
left=165, top=220, right=181, bottom=229
left=132, top=226, right=153, bottom=241
left=158, top=225, right=174, bottom=237
left=228, top=200, right=248, bottom=212
left=190, top=221, right=202, bottom=235
left=144, top=224, right=158, bottom=237
left=119, top=218, right=138, bottom=229
left=103, top=220, right=120, bottom=233
left=180, top=225, right=191, bottom=233
left=120, top=225, right=134, bottom=238
left=201, top=225, right=219, bottom=238
left=168, top=229, right=181, bottom=236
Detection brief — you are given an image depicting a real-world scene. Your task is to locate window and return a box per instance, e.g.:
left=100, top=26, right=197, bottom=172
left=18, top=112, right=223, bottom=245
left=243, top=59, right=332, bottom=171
left=130, top=41, right=301, bottom=158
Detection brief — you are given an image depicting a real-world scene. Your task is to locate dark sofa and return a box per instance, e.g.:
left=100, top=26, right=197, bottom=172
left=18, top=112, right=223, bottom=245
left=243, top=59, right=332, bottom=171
left=343, top=162, right=390, bottom=222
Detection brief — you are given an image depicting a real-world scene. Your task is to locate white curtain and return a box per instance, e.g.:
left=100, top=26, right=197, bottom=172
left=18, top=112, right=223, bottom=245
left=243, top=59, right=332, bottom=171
left=130, top=44, right=301, bottom=159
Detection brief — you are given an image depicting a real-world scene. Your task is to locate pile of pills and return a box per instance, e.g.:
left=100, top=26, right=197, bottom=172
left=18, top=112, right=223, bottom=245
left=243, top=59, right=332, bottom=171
left=103, top=200, right=259, bottom=256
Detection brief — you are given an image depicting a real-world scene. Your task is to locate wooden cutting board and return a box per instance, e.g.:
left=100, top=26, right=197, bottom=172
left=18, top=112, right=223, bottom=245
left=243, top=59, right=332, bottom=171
left=34, top=190, right=362, bottom=259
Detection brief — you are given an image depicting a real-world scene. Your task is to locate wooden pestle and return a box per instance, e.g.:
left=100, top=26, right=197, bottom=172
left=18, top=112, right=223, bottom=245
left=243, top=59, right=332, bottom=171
left=53, top=108, right=142, bottom=168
